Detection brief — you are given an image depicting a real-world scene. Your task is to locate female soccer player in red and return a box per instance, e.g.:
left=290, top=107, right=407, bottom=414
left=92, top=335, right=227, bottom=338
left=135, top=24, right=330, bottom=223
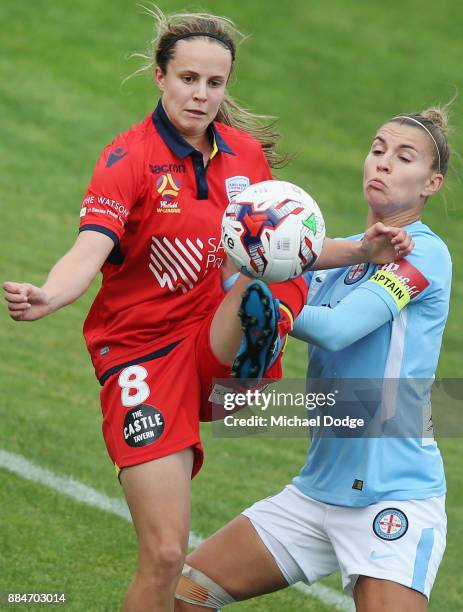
left=3, top=8, right=411, bottom=611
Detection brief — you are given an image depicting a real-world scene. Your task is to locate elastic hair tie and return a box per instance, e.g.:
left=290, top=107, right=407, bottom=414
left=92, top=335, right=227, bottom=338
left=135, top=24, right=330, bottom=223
left=392, top=115, right=441, bottom=173
left=160, top=32, right=235, bottom=60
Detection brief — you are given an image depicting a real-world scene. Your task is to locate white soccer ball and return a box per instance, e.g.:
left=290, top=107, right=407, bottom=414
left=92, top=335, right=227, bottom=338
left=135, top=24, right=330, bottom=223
left=221, top=180, right=325, bottom=282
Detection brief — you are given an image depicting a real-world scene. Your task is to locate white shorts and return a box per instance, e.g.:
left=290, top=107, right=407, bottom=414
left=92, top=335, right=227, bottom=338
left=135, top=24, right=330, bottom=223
left=242, top=484, right=446, bottom=599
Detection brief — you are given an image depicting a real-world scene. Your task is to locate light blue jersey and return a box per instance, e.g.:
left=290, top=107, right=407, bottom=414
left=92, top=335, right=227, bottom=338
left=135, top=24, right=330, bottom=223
left=292, top=221, right=452, bottom=506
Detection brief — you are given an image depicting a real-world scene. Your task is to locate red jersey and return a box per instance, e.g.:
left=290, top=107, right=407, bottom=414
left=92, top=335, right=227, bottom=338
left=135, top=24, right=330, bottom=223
left=79, top=101, right=272, bottom=380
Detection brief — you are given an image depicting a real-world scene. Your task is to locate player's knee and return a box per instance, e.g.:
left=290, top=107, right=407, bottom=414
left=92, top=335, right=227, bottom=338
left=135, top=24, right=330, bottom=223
left=155, top=542, right=185, bottom=577
left=159, top=543, right=185, bottom=573
left=140, top=540, right=185, bottom=581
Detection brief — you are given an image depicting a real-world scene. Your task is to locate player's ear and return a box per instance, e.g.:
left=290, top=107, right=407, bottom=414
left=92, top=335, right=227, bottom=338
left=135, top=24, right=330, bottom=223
left=422, top=172, right=444, bottom=198
left=155, top=67, right=165, bottom=92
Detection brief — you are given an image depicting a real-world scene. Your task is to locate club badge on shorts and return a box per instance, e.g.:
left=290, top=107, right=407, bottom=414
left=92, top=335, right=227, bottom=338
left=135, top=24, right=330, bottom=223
left=373, top=508, right=409, bottom=541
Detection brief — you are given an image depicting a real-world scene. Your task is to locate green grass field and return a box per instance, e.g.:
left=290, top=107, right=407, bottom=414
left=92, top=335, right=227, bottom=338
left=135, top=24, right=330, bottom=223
left=1, top=1, right=462, bottom=610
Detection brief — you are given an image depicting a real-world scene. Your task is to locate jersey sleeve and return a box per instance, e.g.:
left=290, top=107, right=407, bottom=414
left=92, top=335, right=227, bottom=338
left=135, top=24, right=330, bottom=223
left=79, top=134, right=145, bottom=245
left=291, top=288, right=392, bottom=351
left=359, top=233, right=450, bottom=317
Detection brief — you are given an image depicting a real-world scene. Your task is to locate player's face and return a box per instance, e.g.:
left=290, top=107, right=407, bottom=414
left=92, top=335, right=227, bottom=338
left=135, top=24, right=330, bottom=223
left=155, top=38, right=232, bottom=141
left=363, top=122, right=442, bottom=217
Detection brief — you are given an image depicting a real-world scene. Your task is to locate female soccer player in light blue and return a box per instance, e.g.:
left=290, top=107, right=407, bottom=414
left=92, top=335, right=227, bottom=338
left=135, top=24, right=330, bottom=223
left=175, top=107, right=452, bottom=612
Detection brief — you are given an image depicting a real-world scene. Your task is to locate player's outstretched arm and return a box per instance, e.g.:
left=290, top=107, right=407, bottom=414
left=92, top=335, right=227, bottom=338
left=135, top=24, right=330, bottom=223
left=312, top=223, right=413, bottom=270
left=291, top=289, right=393, bottom=351
left=3, top=231, right=114, bottom=321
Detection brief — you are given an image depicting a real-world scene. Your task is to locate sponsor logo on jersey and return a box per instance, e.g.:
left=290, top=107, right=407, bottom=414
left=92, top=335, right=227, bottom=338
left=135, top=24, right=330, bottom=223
left=81, top=194, right=129, bottom=225
left=149, top=235, right=204, bottom=294
left=156, top=202, right=181, bottom=214
left=225, top=175, right=250, bottom=201
left=150, top=163, right=186, bottom=174
left=369, top=259, right=429, bottom=310
left=344, top=263, right=370, bottom=285
left=373, top=508, right=409, bottom=541
left=123, top=404, right=165, bottom=447
left=106, top=148, right=128, bottom=168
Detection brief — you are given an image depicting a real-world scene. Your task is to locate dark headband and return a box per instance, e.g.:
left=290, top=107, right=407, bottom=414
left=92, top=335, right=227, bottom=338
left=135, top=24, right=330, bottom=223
left=159, top=32, right=235, bottom=61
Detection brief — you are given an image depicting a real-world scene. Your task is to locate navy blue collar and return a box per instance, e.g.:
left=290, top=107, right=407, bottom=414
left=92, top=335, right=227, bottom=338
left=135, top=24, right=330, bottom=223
left=152, top=99, right=235, bottom=159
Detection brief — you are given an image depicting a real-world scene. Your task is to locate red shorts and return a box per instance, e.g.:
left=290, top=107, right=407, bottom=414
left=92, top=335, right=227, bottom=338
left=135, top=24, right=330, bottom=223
left=98, top=277, right=303, bottom=478
left=100, top=307, right=231, bottom=479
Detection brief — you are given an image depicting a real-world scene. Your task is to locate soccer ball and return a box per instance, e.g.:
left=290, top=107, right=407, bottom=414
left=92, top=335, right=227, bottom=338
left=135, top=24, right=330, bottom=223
left=221, top=180, right=325, bottom=282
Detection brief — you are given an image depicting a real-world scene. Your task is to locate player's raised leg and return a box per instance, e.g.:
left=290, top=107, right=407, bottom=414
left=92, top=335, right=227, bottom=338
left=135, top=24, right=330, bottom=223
left=175, top=516, right=289, bottom=611
left=210, top=273, right=307, bottom=379
left=210, top=276, right=282, bottom=379
left=121, top=449, right=193, bottom=612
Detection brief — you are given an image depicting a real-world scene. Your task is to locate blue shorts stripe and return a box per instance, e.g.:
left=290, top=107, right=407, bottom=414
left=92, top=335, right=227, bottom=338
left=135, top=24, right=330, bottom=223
left=411, top=527, right=434, bottom=593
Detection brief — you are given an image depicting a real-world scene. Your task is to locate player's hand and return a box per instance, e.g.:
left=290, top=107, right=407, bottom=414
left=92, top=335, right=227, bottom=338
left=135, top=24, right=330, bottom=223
left=361, top=223, right=414, bottom=263
left=3, top=282, right=51, bottom=321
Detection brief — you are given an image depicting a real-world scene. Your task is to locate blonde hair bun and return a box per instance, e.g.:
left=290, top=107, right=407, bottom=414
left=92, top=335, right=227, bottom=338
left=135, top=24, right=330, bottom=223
left=421, top=107, right=449, bottom=136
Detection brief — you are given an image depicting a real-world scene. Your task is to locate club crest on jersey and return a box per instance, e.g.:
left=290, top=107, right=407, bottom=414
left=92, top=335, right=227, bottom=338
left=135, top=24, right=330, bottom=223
left=344, top=263, right=370, bottom=285
left=225, top=175, right=250, bottom=201
left=373, top=508, right=409, bottom=541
